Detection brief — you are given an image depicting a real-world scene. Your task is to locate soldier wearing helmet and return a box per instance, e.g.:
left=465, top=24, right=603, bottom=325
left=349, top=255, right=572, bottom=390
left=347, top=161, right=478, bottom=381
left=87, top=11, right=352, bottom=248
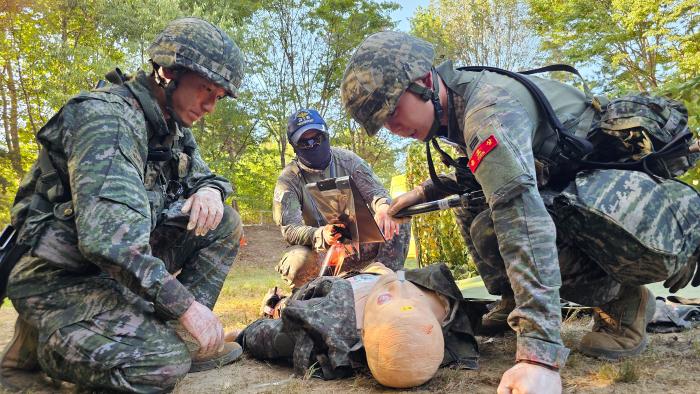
left=341, top=31, right=700, bottom=393
left=1, top=18, right=244, bottom=392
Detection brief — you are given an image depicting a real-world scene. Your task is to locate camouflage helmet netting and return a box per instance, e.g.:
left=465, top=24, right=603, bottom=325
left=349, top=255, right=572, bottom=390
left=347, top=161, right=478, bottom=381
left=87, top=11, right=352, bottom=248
left=341, top=31, right=434, bottom=136
left=148, top=17, right=244, bottom=97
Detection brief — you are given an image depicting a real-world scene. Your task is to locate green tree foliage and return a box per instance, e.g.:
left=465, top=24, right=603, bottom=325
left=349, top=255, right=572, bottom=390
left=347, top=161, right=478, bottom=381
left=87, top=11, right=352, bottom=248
left=411, top=0, right=541, bottom=69
left=527, top=0, right=699, bottom=93
left=405, top=142, right=476, bottom=279
left=0, top=0, right=400, bottom=226
left=528, top=0, right=700, bottom=186
left=1, top=0, right=129, bottom=224
left=245, top=0, right=398, bottom=172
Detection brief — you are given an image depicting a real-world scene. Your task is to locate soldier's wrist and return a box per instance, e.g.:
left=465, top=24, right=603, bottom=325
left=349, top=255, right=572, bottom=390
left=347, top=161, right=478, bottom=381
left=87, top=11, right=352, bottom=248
left=516, top=359, right=560, bottom=372
left=197, top=186, right=223, bottom=201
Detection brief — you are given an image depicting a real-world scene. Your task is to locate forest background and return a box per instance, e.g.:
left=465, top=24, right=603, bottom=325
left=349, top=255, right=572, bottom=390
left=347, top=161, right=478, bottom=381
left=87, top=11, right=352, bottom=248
left=2, top=0, right=699, bottom=278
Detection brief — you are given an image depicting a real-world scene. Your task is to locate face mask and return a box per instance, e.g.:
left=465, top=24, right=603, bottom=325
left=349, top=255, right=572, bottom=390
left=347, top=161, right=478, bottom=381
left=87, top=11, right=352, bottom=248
left=295, top=137, right=331, bottom=170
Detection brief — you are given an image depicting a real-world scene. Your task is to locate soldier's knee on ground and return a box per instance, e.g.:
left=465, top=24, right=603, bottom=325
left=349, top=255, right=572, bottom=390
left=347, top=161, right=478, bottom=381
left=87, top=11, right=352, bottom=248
left=276, top=246, right=320, bottom=289
left=37, top=323, right=190, bottom=393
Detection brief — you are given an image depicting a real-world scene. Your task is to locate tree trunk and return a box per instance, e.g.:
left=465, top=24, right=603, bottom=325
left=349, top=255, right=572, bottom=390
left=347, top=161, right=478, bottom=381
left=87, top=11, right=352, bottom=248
left=4, top=60, right=24, bottom=177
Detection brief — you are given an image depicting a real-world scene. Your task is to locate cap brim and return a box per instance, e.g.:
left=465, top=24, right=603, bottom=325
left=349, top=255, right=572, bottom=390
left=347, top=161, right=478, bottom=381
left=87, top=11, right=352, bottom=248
left=290, top=124, right=328, bottom=144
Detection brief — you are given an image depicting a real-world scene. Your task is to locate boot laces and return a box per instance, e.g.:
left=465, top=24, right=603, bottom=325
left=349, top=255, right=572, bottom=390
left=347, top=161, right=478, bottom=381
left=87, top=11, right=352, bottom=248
left=593, top=307, right=624, bottom=334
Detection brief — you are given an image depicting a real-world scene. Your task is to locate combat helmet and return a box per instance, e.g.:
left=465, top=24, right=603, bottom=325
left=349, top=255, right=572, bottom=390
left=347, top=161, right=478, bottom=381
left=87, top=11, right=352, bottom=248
left=148, top=17, right=244, bottom=98
left=341, top=31, right=438, bottom=136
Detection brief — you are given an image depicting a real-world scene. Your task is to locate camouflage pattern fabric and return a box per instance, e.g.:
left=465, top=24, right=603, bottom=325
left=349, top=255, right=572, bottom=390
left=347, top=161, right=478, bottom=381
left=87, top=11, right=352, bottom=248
left=273, top=147, right=410, bottom=288
left=148, top=17, right=244, bottom=97
left=238, top=263, right=480, bottom=378
left=551, top=169, right=700, bottom=285
left=341, top=31, right=699, bottom=370
left=446, top=68, right=569, bottom=369
left=275, top=224, right=411, bottom=289
left=7, top=71, right=240, bottom=392
left=340, top=31, right=434, bottom=136
left=587, top=95, right=697, bottom=177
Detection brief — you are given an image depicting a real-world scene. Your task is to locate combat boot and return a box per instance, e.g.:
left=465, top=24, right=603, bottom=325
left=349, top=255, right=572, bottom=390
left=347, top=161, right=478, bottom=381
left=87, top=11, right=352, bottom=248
left=578, top=285, right=655, bottom=360
left=189, top=342, right=243, bottom=373
left=480, top=294, right=515, bottom=334
left=174, top=324, right=243, bottom=373
left=0, top=317, right=40, bottom=391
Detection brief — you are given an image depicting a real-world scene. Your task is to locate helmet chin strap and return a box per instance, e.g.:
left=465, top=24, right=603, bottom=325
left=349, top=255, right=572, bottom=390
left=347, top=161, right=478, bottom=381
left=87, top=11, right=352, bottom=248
left=406, top=68, right=443, bottom=141
left=153, top=64, right=187, bottom=127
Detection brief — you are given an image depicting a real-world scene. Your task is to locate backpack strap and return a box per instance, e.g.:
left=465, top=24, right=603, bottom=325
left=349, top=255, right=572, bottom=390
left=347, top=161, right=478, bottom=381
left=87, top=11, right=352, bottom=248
left=458, top=65, right=594, bottom=169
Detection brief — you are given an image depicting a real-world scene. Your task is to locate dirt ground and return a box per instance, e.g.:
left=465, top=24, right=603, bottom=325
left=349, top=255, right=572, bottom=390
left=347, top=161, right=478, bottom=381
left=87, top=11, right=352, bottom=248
left=1, top=225, right=699, bottom=393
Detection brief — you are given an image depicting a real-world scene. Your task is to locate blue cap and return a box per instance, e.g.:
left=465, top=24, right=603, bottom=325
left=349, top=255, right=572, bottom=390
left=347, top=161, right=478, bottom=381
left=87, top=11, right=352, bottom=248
left=287, top=109, right=328, bottom=145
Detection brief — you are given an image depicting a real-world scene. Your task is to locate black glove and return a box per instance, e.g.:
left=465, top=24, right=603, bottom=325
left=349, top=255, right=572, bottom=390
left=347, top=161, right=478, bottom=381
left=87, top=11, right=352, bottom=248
left=260, top=287, right=287, bottom=318
left=663, top=255, right=700, bottom=293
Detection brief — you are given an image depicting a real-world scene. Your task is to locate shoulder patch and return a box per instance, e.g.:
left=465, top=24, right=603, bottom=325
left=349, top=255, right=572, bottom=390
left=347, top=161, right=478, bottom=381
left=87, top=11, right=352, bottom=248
left=274, top=189, right=289, bottom=203
left=468, top=135, right=499, bottom=172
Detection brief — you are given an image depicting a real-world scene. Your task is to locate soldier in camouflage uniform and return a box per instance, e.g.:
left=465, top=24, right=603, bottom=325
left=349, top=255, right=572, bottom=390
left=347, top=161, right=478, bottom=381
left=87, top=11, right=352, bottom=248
left=340, top=31, right=700, bottom=393
left=1, top=18, right=245, bottom=393
left=273, top=109, right=410, bottom=289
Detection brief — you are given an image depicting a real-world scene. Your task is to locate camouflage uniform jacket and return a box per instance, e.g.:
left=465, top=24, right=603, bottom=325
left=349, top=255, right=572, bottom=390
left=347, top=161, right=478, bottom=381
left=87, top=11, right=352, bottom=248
left=273, top=147, right=390, bottom=250
left=241, top=263, right=480, bottom=378
left=8, top=70, right=232, bottom=320
left=424, top=61, right=593, bottom=369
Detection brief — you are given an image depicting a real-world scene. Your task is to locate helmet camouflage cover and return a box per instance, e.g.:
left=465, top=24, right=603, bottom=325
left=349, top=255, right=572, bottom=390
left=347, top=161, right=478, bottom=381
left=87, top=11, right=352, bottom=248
left=148, top=17, right=244, bottom=97
left=341, top=31, right=434, bottom=136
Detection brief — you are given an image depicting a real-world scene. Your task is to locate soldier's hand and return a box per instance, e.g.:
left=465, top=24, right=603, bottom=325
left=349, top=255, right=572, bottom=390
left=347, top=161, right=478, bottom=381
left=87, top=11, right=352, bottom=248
left=663, top=254, right=699, bottom=293
left=322, top=223, right=344, bottom=246
left=179, top=301, right=225, bottom=357
left=387, top=186, right=427, bottom=224
left=182, top=187, right=223, bottom=236
left=374, top=203, right=399, bottom=241
left=497, top=362, right=561, bottom=394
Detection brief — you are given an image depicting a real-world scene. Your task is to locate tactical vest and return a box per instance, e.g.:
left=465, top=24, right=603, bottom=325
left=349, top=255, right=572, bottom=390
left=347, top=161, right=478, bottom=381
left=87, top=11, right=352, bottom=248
left=11, top=70, right=194, bottom=246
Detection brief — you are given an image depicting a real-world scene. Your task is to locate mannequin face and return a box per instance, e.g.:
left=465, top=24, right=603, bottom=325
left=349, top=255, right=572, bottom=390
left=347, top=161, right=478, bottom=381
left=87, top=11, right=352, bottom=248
left=362, top=272, right=445, bottom=389
left=365, top=274, right=443, bottom=324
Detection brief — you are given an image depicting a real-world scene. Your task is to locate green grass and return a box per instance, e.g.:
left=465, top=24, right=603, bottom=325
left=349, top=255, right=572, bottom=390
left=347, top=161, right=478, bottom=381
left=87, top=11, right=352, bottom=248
left=214, top=264, right=286, bottom=330
left=214, top=257, right=419, bottom=331
left=596, top=361, right=640, bottom=384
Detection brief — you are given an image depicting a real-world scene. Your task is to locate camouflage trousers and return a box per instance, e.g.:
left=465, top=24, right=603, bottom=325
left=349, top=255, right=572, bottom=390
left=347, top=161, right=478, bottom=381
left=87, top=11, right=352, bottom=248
left=464, top=207, right=622, bottom=306
left=9, top=205, right=241, bottom=393
left=458, top=174, right=700, bottom=307
left=275, top=222, right=411, bottom=289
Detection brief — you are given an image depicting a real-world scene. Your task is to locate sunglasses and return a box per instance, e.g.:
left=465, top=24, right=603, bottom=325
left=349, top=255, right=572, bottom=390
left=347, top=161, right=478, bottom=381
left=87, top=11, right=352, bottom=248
left=295, top=133, right=327, bottom=150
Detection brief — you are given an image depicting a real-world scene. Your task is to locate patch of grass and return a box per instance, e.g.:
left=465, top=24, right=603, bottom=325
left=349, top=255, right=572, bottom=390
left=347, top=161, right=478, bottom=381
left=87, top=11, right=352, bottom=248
left=214, top=263, right=286, bottom=330
left=596, top=360, right=640, bottom=384
left=616, top=360, right=640, bottom=383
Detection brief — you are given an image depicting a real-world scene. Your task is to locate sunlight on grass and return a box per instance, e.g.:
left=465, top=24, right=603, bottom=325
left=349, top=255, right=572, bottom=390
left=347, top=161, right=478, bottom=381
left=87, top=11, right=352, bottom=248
left=214, top=256, right=418, bottom=331
left=214, top=264, right=286, bottom=330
